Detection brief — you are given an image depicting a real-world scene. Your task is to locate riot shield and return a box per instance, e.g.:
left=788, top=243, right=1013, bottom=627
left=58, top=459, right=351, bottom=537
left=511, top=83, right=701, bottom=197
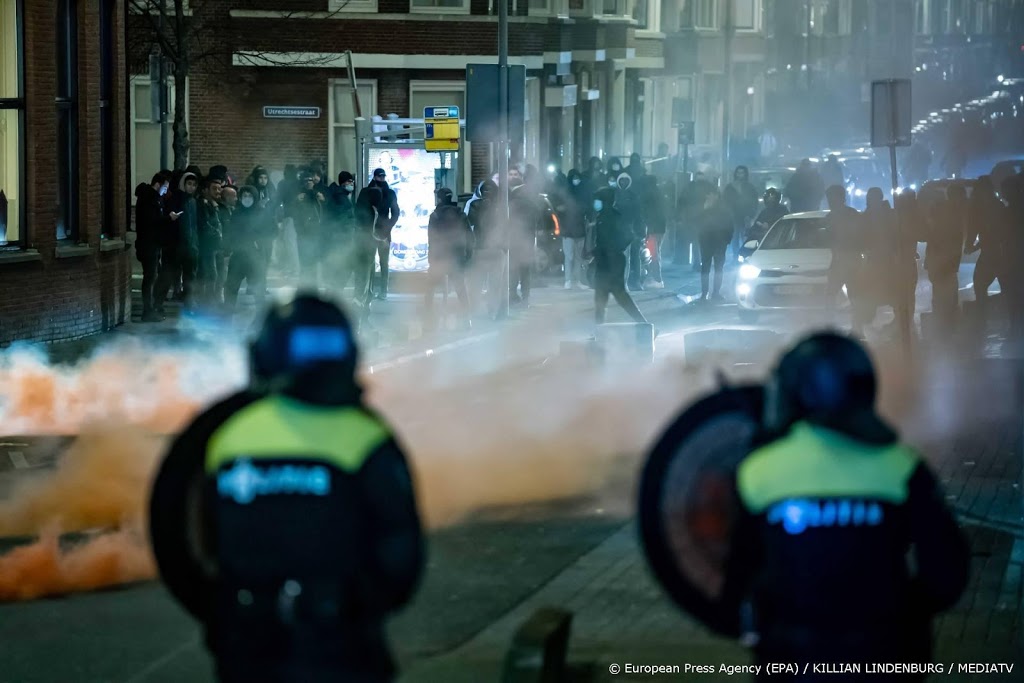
left=637, top=384, right=764, bottom=635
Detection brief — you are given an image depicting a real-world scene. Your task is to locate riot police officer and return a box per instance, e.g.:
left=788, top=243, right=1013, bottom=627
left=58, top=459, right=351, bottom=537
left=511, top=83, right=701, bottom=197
left=150, top=293, right=425, bottom=683
left=722, top=332, right=969, bottom=681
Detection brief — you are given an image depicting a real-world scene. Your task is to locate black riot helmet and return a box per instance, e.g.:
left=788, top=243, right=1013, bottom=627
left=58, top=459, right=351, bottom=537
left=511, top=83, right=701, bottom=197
left=763, top=332, right=896, bottom=445
left=249, top=293, right=360, bottom=405
left=763, top=187, right=781, bottom=205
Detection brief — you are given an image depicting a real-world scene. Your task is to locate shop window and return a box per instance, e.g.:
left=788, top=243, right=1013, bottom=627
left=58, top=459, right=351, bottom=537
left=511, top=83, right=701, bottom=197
left=56, top=0, right=79, bottom=242
left=0, top=0, right=24, bottom=248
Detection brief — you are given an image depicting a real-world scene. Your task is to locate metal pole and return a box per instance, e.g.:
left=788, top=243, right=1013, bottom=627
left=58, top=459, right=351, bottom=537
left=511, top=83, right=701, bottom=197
left=497, top=0, right=510, bottom=320
left=890, top=140, right=911, bottom=360
left=158, top=0, right=168, bottom=170
left=722, top=0, right=734, bottom=177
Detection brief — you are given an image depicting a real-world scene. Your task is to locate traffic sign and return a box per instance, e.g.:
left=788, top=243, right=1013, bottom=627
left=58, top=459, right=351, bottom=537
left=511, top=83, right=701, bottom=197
left=424, top=105, right=460, bottom=152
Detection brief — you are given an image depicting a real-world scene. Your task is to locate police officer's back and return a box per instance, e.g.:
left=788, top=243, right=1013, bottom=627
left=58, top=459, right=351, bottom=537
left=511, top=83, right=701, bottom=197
left=723, top=333, right=969, bottom=680
left=150, top=294, right=425, bottom=683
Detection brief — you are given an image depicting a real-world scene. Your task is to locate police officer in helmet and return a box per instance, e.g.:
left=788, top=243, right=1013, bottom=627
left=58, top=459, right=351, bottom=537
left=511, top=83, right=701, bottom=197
left=720, top=332, right=969, bottom=681
left=150, top=292, right=425, bottom=683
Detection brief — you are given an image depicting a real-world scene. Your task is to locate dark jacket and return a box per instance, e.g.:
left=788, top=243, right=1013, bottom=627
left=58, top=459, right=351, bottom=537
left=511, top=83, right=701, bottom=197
left=150, top=391, right=425, bottom=682
left=750, top=203, right=788, bottom=241
left=554, top=173, right=587, bottom=240
left=134, top=183, right=168, bottom=254
left=508, top=184, right=542, bottom=254
left=613, top=175, right=646, bottom=239
left=225, top=202, right=273, bottom=256
left=468, top=195, right=502, bottom=250
left=355, top=188, right=382, bottom=238
left=640, top=176, right=669, bottom=236
left=171, top=175, right=200, bottom=259
left=427, top=202, right=472, bottom=270
left=289, top=190, right=324, bottom=239
left=723, top=422, right=969, bottom=666
left=197, top=197, right=223, bottom=253
left=325, top=185, right=358, bottom=242
left=925, top=201, right=967, bottom=275
left=785, top=167, right=826, bottom=213
left=367, top=182, right=400, bottom=240
left=724, top=180, right=760, bottom=225
left=697, top=204, right=734, bottom=243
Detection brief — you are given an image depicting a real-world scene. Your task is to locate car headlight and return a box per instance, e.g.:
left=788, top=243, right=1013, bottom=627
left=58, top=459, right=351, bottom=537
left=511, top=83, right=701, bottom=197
left=739, top=264, right=761, bottom=280
left=736, top=283, right=752, bottom=296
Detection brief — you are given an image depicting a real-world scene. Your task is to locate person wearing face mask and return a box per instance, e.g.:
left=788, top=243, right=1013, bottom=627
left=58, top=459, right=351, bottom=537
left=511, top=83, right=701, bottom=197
left=605, top=158, right=624, bottom=187
left=585, top=187, right=648, bottom=326
left=558, top=170, right=589, bottom=289
left=325, top=171, right=359, bottom=293
left=224, top=186, right=272, bottom=311
left=613, top=172, right=647, bottom=292
left=366, top=168, right=401, bottom=300
left=135, top=170, right=177, bottom=322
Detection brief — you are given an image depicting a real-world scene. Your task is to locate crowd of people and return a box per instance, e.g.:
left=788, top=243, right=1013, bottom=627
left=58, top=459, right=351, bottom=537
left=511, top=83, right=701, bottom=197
left=133, top=162, right=400, bottom=322
left=134, top=150, right=1024, bottom=341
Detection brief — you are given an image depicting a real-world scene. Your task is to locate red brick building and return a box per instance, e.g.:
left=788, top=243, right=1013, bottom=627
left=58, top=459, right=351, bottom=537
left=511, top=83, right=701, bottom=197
left=1, top=0, right=132, bottom=346
left=127, top=0, right=675, bottom=196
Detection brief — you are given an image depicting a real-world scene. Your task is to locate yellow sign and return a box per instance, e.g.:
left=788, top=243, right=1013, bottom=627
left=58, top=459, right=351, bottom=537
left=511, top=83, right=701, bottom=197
left=424, top=105, right=460, bottom=152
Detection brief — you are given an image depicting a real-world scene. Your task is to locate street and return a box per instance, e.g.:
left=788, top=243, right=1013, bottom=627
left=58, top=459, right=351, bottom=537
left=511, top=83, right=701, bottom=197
left=0, top=257, right=1021, bottom=682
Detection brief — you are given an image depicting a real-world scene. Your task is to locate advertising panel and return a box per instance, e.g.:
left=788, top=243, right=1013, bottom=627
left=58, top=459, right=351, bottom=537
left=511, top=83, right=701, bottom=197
left=365, top=146, right=454, bottom=273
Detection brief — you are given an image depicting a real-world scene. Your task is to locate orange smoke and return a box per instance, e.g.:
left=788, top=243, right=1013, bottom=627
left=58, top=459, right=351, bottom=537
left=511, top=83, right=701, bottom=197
left=0, top=528, right=155, bottom=601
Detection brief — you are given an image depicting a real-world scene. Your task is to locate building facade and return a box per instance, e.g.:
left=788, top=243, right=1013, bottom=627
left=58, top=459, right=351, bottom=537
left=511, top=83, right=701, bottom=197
left=128, top=0, right=678, bottom=195
left=1, top=0, right=133, bottom=346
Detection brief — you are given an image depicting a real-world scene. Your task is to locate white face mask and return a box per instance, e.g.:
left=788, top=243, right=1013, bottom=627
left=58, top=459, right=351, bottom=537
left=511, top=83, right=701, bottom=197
left=572, top=178, right=582, bottom=186
left=343, top=183, right=354, bottom=193
left=241, top=197, right=255, bottom=208
left=608, top=180, right=617, bottom=187
left=593, top=200, right=603, bottom=212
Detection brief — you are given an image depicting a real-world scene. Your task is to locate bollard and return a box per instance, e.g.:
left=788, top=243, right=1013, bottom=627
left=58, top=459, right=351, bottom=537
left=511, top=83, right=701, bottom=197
left=501, top=607, right=574, bottom=683
left=595, top=323, right=655, bottom=363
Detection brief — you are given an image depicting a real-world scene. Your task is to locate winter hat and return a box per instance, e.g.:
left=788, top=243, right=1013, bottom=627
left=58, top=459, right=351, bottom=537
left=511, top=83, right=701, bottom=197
left=179, top=172, right=198, bottom=191
left=338, top=171, right=355, bottom=185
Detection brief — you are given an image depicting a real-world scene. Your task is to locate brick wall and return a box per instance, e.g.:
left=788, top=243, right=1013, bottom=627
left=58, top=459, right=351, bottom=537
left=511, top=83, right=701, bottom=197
left=0, top=0, right=132, bottom=347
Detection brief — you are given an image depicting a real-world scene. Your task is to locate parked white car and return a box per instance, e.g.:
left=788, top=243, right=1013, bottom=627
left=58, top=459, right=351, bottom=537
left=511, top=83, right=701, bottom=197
left=735, top=211, right=848, bottom=323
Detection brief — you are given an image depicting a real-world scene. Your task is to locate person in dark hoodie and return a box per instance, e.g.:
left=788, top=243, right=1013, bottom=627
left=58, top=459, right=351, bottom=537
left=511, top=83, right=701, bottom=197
left=135, top=170, right=176, bottom=321
left=585, top=187, right=648, bottom=326
left=557, top=169, right=589, bottom=289
left=223, top=185, right=272, bottom=311
left=247, top=166, right=276, bottom=210
left=605, top=157, right=625, bottom=187
left=325, top=171, right=359, bottom=292
left=467, top=179, right=504, bottom=315
left=365, top=168, right=401, bottom=300
left=155, top=171, right=200, bottom=313
left=626, top=152, right=646, bottom=181
left=289, top=169, right=326, bottom=286
left=613, top=172, right=647, bottom=291
left=640, top=175, right=669, bottom=288
left=424, top=187, right=473, bottom=331
left=723, top=165, right=760, bottom=262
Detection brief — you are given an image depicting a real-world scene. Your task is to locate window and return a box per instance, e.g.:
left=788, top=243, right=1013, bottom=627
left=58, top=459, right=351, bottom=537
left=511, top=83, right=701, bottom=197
left=409, top=81, right=472, bottom=193
left=99, top=0, right=114, bottom=236
left=524, top=77, right=540, bottom=170
left=130, top=76, right=183, bottom=201
left=410, top=0, right=470, bottom=13
left=328, top=79, right=377, bottom=183
left=56, top=0, right=79, bottom=242
left=328, top=0, right=377, bottom=10
left=633, top=0, right=661, bottom=30
left=681, top=0, right=717, bottom=29
left=0, top=0, right=24, bottom=248
left=733, top=0, right=759, bottom=31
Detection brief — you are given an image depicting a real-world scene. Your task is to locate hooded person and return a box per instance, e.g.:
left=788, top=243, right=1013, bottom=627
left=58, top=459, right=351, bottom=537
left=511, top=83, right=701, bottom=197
left=586, top=186, right=648, bottom=326
left=508, top=170, right=543, bottom=307
left=626, top=152, right=646, bottom=181
left=135, top=170, right=175, bottom=321
left=155, top=171, right=200, bottom=312
left=605, top=157, right=625, bottom=187
left=466, top=179, right=506, bottom=316
left=223, top=185, right=273, bottom=310
left=784, top=159, right=825, bottom=213
left=196, top=176, right=226, bottom=306
left=640, top=175, right=669, bottom=288
left=365, top=168, right=401, bottom=300
left=248, top=166, right=277, bottom=209
left=287, top=168, right=326, bottom=286
left=613, top=172, right=647, bottom=291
